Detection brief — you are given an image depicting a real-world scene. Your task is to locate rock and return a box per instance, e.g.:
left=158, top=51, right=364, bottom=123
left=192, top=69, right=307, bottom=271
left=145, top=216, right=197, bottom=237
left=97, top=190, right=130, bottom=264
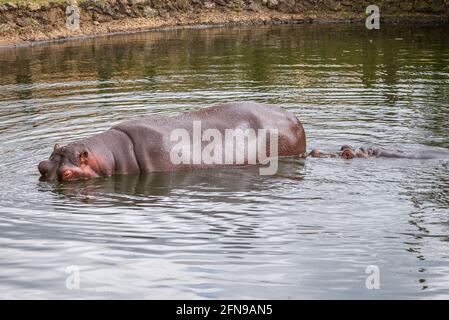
left=143, top=6, right=158, bottom=17
left=173, top=0, right=191, bottom=10
left=93, top=11, right=113, bottom=22
left=214, top=0, right=227, bottom=6
left=117, top=0, right=128, bottom=5
left=99, top=3, right=114, bottom=16
left=226, top=0, right=244, bottom=11
left=129, top=0, right=146, bottom=5
left=15, top=17, right=29, bottom=27
left=245, top=1, right=261, bottom=12
left=271, top=17, right=282, bottom=24
left=28, top=2, right=42, bottom=11
left=266, top=0, right=278, bottom=10
left=277, top=0, right=294, bottom=13
left=166, top=2, right=177, bottom=11
left=5, top=2, right=18, bottom=9
left=85, top=5, right=96, bottom=13
left=48, top=1, right=62, bottom=8
left=158, top=9, right=169, bottom=18
left=35, top=14, right=50, bottom=25
left=115, top=0, right=132, bottom=15
left=326, top=0, right=341, bottom=11
left=46, top=8, right=62, bottom=24
left=203, top=1, right=215, bottom=9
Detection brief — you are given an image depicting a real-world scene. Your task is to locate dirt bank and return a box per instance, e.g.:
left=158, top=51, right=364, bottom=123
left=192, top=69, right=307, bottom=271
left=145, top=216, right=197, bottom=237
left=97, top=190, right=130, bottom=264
left=1, top=0, right=448, bottom=47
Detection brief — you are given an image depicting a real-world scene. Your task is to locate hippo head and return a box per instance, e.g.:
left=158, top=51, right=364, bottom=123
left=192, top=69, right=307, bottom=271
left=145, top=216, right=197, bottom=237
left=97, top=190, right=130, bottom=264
left=340, top=145, right=355, bottom=159
left=38, top=143, right=99, bottom=181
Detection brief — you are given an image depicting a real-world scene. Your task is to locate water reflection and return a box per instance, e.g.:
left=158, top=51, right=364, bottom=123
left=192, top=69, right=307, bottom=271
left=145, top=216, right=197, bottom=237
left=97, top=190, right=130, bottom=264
left=45, top=157, right=306, bottom=205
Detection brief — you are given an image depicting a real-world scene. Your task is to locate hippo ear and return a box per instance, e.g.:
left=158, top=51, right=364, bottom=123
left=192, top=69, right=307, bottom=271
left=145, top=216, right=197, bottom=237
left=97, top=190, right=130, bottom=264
left=79, top=151, right=88, bottom=165
left=54, top=144, right=61, bottom=152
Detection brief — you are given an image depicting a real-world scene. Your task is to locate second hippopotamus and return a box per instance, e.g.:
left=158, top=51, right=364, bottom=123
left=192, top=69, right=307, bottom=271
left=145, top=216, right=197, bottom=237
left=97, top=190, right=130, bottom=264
left=310, top=145, right=449, bottom=159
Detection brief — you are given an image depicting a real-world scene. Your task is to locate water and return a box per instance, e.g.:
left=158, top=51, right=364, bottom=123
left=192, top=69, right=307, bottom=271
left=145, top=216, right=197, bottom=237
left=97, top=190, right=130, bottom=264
left=0, top=24, right=449, bottom=299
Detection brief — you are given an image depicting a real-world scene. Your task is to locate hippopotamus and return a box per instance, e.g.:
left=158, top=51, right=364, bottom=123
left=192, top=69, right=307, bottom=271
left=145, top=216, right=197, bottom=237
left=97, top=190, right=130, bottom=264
left=310, top=145, right=449, bottom=160
left=38, top=102, right=307, bottom=181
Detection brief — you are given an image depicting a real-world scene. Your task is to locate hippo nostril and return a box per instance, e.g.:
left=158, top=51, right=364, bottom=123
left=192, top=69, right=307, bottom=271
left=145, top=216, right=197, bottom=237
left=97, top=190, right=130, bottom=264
left=62, top=170, right=73, bottom=180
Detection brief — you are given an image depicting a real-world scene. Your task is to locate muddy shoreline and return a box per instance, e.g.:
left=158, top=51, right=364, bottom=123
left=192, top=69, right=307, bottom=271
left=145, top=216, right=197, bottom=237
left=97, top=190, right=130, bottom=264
left=1, top=0, right=448, bottom=47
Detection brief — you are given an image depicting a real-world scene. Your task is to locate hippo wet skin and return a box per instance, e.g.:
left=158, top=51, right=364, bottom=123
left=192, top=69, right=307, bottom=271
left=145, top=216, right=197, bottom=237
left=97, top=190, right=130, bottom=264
left=38, top=102, right=307, bottom=181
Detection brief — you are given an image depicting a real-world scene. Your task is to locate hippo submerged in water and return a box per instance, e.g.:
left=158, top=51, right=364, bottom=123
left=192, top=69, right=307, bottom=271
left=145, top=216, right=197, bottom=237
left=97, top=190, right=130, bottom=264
left=310, top=145, right=449, bottom=160
left=38, top=102, right=307, bottom=181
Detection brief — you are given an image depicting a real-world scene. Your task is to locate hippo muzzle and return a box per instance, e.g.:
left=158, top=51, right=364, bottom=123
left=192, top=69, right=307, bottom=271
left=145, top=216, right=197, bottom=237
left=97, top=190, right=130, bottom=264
left=38, top=159, right=59, bottom=180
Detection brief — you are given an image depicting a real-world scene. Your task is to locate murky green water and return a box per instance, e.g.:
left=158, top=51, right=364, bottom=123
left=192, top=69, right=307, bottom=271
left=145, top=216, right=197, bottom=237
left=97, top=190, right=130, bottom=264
left=0, top=24, right=449, bottom=299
